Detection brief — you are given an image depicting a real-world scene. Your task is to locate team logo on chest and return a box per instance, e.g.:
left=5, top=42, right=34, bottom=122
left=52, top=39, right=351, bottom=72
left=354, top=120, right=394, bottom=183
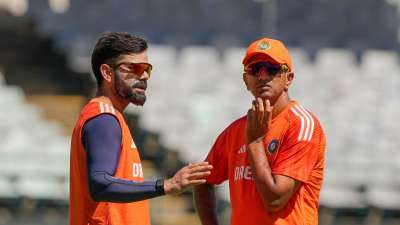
left=267, top=139, right=279, bottom=154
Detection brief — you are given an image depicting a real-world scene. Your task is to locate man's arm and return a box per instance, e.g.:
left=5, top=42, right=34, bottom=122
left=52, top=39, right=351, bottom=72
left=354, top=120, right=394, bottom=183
left=247, top=141, right=299, bottom=212
left=193, top=183, right=219, bottom=225
left=246, top=98, right=300, bottom=212
left=83, top=114, right=212, bottom=202
left=193, top=124, right=232, bottom=225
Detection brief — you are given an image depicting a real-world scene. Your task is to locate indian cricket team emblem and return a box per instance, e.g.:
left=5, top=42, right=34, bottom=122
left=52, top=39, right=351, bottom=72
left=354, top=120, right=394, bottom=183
left=267, top=139, right=279, bottom=154
left=258, top=41, right=270, bottom=51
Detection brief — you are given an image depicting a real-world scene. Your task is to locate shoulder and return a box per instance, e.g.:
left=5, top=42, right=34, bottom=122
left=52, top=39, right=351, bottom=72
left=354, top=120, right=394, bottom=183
left=224, top=115, right=247, bottom=134
left=82, top=99, right=117, bottom=116
left=75, top=98, right=122, bottom=134
left=78, top=98, right=121, bottom=125
left=286, top=102, right=323, bottom=142
left=211, top=115, right=247, bottom=147
left=84, top=114, right=120, bottom=131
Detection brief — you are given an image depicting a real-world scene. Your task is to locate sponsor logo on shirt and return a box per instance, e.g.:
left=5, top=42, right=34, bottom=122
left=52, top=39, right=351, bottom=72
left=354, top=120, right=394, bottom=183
left=132, top=163, right=143, bottom=178
left=234, top=165, right=254, bottom=181
left=237, top=145, right=246, bottom=154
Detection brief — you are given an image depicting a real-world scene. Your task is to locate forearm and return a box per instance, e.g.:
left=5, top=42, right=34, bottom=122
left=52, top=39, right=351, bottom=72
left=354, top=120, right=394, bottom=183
left=247, top=141, right=283, bottom=209
left=90, top=171, right=165, bottom=203
left=193, top=183, right=219, bottom=225
left=245, top=98, right=300, bottom=212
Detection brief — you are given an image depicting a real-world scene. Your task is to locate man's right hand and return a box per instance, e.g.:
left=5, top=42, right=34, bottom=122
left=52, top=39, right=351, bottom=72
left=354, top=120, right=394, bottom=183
left=164, top=162, right=212, bottom=195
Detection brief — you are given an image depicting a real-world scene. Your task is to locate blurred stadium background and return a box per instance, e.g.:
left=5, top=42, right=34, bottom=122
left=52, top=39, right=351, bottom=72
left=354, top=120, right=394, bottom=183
left=0, top=0, right=399, bottom=225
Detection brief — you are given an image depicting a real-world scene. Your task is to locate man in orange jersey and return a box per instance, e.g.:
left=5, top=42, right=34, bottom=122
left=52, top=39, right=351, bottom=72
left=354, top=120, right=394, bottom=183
left=194, top=38, right=326, bottom=225
left=70, top=32, right=212, bottom=225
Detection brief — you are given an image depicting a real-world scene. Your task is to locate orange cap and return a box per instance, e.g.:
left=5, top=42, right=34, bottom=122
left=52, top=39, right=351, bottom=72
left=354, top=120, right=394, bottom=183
left=242, top=38, right=292, bottom=72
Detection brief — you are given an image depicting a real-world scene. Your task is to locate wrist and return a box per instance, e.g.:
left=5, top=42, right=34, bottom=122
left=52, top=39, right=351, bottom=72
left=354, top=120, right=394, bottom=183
left=247, top=138, right=265, bottom=150
left=163, top=178, right=171, bottom=194
left=246, top=136, right=265, bottom=145
left=163, top=178, right=179, bottom=195
left=155, top=178, right=165, bottom=195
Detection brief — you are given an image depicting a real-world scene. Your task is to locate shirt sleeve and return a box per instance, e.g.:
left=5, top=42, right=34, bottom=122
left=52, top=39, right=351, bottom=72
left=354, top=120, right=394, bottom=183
left=83, top=114, right=164, bottom=202
left=271, top=121, right=320, bottom=183
left=205, top=128, right=230, bottom=185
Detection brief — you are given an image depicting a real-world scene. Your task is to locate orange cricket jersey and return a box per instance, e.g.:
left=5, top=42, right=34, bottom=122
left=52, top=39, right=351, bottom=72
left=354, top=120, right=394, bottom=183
left=70, top=97, right=151, bottom=225
left=206, top=100, right=326, bottom=225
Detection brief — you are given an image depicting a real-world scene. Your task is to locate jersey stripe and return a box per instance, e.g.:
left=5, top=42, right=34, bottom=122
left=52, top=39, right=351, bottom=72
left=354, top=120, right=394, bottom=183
left=294, top=105, right=311, bottom=141
left=99, top=102, right=104, bottom=113
left=110, top=106, right=116, bottom=115
left=290, top=104, right=315, bottom=142
left=99, top=102, right=116, bottom=115
left=290, top=106, right=306, bottom=141
left=299, top=105, right=315, bottom=141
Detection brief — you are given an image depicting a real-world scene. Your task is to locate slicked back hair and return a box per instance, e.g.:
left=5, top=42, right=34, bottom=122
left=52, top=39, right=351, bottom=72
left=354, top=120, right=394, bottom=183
left=91, top=32, right=148, bottom=86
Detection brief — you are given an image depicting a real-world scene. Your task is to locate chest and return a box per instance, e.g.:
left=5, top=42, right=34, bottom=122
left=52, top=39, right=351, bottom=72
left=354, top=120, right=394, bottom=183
left=228, top=122, right=288, bottom=181
left=116, top=121, right=144, bottom=180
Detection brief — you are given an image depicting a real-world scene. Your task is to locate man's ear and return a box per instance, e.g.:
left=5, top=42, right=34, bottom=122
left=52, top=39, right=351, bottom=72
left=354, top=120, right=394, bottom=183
left=284, top=72, right=294, bottom=91
left=100, top=64, right=113, bottom=83
left=285, top=72, right=294, bottom=91
left=243, top=73, right=250, bottom=91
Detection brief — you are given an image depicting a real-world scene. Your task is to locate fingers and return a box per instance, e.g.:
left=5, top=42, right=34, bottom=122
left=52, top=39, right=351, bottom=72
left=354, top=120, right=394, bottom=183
left=166, top=162, right=213, bottom=195
left=187, top=179, right=207, bottom=186
left=186, top=161, right=209, bottom=169
left=187, top=171, right=212, bottom=180
left=247, top=109, right=253, bottom=121
left=248, top=102, right=256, bottom=123
left=188, top=164, right=213, bottom=174
left=256, top=97, right=265, bottom=124
left=184, top=162, right=213, bottom=178
left=264, top=99, right=272, bottom=112
left=177, top=179, right=208, bottom=191
left=262, top=99, right=271, bottom=125
left=253, top=98, right=265, bottom=112
left=266, top=99, right=274, bottom=126
left=178, top=166, right=210, bottom=189
left=257, top=97, right=264, bottom=113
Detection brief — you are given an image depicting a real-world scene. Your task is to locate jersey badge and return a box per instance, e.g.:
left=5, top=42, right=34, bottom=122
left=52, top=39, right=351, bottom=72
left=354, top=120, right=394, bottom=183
left=267, top=139, right=279, bottom=154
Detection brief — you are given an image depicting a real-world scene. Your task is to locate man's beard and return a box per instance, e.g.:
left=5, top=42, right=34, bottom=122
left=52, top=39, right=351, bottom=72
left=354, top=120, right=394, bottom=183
left=115, top=78, right=147, bottom=106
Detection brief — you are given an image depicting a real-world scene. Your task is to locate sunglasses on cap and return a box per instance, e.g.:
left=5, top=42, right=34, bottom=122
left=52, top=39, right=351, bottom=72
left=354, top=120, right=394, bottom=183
left=244, top=62, right=288, bottom=77
left=112, top=62, right=153, bottom=77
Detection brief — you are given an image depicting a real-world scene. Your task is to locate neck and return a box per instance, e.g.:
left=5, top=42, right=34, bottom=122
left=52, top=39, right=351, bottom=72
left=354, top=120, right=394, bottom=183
left=96, top=86, right=128, bottom=113
left=271, top=93, right=290, bottom=119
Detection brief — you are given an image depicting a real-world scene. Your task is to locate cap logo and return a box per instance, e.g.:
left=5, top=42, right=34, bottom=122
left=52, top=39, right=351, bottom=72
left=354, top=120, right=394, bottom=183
left=258, top=41, right=270, bottom=51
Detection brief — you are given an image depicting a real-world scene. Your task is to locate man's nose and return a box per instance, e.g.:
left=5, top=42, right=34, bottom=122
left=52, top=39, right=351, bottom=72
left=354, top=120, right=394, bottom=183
left=139, top=71, right=150, bottom=80
left=256, top=67, right=270, bottom=80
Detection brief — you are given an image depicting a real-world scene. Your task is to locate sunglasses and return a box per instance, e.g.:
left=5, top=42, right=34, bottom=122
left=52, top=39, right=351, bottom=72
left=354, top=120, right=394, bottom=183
left=244, top=62, right=288, bottom=77
left=112, top=62, right=153, bottom=77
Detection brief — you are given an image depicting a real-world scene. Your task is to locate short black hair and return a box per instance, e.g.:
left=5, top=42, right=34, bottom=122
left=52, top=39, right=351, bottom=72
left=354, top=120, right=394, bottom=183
left=91, top=32, right=148, bottom=86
